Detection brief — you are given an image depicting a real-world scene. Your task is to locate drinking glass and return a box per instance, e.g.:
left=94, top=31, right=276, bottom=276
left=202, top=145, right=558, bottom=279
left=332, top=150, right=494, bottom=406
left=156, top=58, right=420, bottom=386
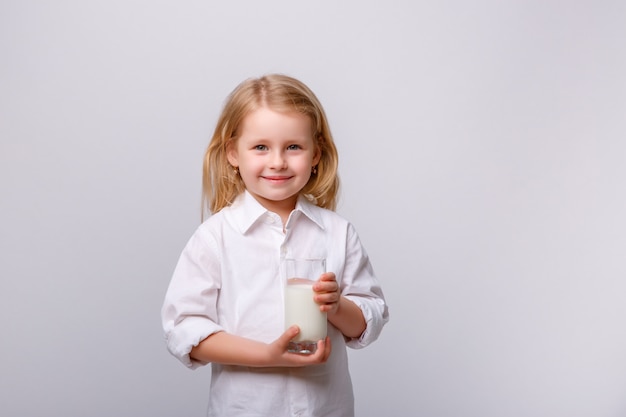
left=283, top=258, right=327, bottom=354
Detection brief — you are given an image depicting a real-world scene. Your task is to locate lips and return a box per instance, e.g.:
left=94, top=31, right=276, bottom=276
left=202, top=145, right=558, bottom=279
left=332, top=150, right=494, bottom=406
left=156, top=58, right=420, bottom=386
left=262, top=176, right=293, bottom=182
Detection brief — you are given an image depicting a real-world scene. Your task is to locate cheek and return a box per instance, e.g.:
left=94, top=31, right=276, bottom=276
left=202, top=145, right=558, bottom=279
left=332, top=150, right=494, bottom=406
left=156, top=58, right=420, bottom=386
left=294, top=152, right=315, bottom=166
left=239, top=155, right=264, bottom=173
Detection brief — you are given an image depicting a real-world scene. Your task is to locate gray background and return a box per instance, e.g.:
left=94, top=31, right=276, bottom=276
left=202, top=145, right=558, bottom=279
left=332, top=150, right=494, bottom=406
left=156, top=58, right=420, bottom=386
left=2, top=1, right=626, bottom=416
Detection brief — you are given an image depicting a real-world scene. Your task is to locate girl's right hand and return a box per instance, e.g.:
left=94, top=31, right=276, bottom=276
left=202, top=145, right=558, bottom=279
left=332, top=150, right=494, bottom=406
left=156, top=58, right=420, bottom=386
left=268, top=325, right=331, bottom=366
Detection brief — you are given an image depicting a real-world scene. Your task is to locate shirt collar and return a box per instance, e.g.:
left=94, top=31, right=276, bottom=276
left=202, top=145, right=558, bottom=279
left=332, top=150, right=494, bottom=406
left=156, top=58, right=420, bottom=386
left=294, top=194, right=325, bottom=230
left=231, top=191, right=325, bottom=234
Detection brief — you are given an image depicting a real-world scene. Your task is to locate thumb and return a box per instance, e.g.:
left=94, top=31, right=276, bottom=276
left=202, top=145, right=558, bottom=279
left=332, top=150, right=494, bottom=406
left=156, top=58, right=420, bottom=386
left=280, top=325, right=300, bottom=344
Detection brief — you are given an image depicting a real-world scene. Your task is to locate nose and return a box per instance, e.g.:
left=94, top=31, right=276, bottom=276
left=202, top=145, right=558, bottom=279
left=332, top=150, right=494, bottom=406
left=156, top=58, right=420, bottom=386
left=269, top=150, right=287, bottom=169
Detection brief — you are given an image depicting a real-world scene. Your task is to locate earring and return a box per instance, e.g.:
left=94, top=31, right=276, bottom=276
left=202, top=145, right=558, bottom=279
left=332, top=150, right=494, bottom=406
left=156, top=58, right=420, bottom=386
left=233, top=166, right=239, bottom=175
left=312, top=166, right=317, bottom=175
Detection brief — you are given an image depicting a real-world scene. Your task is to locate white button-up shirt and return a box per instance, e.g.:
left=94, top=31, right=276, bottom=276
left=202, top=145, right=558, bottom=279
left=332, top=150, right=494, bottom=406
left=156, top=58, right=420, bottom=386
left=162, top=191, right=389, bottom=417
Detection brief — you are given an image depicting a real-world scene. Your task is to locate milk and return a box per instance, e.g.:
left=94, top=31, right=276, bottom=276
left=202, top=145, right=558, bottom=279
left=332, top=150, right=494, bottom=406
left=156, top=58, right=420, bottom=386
left=284, top=279, right=327, bottom=345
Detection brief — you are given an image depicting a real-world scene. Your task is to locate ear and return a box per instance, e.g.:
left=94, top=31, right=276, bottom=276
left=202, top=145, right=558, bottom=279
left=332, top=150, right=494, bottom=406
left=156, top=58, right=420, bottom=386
left=226, top=141, right=239, bottom=167
left=312, top=142, right=322, bottom=166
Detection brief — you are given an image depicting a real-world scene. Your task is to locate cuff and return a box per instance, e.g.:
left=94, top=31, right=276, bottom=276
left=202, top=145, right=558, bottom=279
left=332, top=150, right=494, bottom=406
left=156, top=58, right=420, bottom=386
left=343, top=296, right=389, bottom=349
left=165, top=316, right=224, bottom=369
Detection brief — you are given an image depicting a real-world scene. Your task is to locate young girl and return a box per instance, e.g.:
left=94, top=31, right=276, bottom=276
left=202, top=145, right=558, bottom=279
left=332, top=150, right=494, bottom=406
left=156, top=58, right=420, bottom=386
left=162, top=74, right=389, bottom=417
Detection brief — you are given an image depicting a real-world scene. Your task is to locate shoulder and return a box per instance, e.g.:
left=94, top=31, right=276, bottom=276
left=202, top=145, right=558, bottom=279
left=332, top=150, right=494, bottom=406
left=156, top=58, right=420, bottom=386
left=187, top=207, right=231, bottom=248
left=315, top=205, right=349, bottom=223
left=199, top=206, right=229, bottom=228
left=304, top=203, right=358, bottom=234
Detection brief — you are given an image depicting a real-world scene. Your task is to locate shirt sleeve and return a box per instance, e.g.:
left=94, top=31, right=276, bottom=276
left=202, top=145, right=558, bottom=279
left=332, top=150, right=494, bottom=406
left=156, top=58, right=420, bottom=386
left=161, top=227, right=224, bottom=369
left=341, top=223, right=389, bottom=349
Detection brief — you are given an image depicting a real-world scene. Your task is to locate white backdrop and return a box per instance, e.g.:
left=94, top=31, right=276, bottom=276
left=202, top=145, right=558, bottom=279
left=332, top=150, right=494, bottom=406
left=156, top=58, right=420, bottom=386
left=2, top=1, right=626, bottom=416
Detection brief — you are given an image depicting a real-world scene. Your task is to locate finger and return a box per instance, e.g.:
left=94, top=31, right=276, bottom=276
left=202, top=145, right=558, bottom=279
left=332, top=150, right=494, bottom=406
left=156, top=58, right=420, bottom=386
left=308, top=339, right=326, bottom=362
left=291, top=338, right=330, bottom=363
left=319, top=303, right=334, bottom=312
left=314, top=294, right=337, bottom=309
left=318, top=272, right=336, bottom=282
left=315, top=289, right=340, bottom=302
left=280, top=325, right=300, bottom=345
left=314, top=278, right=338, bottom=293
left=321, top=336, right=332, bottom=361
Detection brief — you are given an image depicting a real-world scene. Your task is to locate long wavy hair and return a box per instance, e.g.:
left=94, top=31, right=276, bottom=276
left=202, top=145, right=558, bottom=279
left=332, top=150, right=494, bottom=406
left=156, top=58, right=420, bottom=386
left=202, top=74, right=340, bottom=219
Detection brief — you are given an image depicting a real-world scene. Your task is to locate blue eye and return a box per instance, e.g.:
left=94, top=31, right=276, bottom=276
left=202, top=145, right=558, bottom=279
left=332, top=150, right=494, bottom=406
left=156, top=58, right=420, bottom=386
left=254, top=145, right=268, bottom=151
left=287, top=144, right=302, bottom=150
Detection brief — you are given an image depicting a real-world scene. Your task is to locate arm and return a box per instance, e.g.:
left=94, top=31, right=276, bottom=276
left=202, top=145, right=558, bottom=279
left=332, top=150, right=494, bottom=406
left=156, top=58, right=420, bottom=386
left=313, top=222, right=389, bottom=345
left=314, top=272, right=367, bottom=339
left=190, top=326, right=331, bottom=367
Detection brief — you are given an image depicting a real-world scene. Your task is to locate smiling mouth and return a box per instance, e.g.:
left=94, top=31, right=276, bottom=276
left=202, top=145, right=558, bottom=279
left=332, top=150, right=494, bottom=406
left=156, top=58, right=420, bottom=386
left=262, top=176, right=293, bottom=183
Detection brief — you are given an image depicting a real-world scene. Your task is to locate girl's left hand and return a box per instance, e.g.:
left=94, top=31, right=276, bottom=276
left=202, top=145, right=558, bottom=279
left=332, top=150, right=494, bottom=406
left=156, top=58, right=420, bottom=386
left=313, top=272, right=340, bottom=315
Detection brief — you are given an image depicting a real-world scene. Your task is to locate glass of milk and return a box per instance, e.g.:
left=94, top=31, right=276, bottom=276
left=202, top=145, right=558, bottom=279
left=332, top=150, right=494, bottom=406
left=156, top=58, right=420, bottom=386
left=283, top=258, right=327, bottom=354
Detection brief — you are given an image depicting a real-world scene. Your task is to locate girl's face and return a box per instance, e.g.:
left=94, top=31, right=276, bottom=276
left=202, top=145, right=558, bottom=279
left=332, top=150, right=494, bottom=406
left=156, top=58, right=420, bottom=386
left=227, top=106, right=321, bottom=219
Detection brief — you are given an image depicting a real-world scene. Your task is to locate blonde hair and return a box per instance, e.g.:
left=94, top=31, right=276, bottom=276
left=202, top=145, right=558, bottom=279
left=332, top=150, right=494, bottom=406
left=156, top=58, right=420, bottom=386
left=202, top=74, right=340, bottom=219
